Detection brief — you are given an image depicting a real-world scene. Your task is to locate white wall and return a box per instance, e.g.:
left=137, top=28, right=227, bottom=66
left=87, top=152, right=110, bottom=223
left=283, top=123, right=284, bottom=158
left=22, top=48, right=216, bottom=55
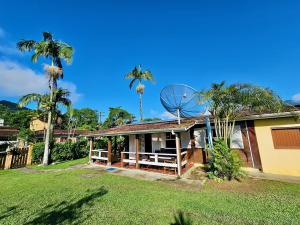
left=180, top=131, right=191, bottom=149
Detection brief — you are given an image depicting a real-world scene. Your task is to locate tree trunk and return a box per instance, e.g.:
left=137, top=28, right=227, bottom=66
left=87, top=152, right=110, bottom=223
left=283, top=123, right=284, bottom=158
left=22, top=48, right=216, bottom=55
left=139, top=93, right=143, bottom=121
left=43, top=71, right=55, bottom=166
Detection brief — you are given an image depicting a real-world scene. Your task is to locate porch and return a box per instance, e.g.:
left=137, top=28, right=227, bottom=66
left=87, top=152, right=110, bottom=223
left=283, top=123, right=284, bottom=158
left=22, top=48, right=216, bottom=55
left=89, top=133, right=193, bottom=176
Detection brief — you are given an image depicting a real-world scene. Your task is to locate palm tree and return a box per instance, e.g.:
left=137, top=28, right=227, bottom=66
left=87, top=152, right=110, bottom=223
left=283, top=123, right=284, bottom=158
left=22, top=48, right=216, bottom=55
left=197, top=82, right=288, bottom=146
left=17, top=32, right=73, bottom=165
left=125, top=65, right=154, bottom=121
left=19, top=88, right=71, bottom=121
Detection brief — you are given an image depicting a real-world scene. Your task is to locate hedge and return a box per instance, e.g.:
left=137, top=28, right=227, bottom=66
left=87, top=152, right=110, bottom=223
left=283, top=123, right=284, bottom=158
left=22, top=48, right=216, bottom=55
left=32, top=139, right=89, bottom=164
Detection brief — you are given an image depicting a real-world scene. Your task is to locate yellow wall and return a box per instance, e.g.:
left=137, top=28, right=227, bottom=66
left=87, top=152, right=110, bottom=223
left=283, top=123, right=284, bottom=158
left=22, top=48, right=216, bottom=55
left=30, top=119, right=47, bottom=131
left=254, top=117, right=300, bottom=176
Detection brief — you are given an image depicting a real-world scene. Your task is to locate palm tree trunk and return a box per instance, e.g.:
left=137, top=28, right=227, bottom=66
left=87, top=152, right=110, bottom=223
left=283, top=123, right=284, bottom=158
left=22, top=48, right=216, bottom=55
left=43, top=63, right=55, bottom=166
left=139, top=93, right=143, bottom=121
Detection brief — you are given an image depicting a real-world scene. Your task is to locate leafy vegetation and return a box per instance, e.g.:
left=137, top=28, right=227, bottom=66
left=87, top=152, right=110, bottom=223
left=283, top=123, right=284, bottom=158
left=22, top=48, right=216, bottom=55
left=205, top=139, right=244, bottom=181
left=0, top=104, right=33, bottom=128
left=32, top=139, right=89, bottom=164
left=197, top=81, right=288, bottom=146
left=0, top=166, right=299, bottom=224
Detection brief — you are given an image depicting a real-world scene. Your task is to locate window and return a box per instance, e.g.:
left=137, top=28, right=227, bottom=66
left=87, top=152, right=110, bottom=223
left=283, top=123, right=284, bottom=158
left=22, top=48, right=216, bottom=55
left=271, top=127, right=300, bottom=149
left=166, top=132, right=176, bottom=148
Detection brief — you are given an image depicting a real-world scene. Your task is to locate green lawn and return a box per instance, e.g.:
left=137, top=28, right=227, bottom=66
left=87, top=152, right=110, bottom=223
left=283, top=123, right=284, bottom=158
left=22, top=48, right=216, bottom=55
left=0, top=162, right=299, bottom=225
left=29, top=157, right=89, bottom=170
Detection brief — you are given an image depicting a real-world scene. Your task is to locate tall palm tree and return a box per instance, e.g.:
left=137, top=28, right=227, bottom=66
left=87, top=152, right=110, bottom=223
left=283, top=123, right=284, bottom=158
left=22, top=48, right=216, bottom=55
left=17, top=32, right=73, bottom=165
left=125, top=65, right=154, bottom=121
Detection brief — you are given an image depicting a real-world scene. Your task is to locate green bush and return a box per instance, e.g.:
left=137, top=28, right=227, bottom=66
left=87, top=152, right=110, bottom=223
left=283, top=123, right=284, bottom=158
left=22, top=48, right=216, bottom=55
left=32, top=139, right=89, bottom=164
left=32, top=142, right=45, bottom=163
left=205, top=139, right=245, bottom=181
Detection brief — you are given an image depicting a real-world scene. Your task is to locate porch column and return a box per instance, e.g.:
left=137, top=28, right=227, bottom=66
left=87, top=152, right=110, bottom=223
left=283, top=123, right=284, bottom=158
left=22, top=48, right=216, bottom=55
left=135, top=134, right=140, bottom=169
left=107, top=137, right=112, bottom=166
left=175, top=133, right=182, bottom=176
left=89, top=137, right=94, bottom=163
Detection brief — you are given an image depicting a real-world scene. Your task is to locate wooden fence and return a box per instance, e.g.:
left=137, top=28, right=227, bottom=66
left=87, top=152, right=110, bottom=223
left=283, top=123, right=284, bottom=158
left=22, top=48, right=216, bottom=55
left=0, top=146, right=32, bottom=170
left=0, top=151, right=6, bottom=169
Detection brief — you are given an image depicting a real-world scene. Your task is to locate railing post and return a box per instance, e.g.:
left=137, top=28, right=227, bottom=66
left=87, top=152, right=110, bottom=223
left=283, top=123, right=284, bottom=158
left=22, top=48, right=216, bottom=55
left=155, top=153, right=158, bottom=163
left=89, top=137, right=94, bottom=163
left=135, top=134, right=140, bottom=169
left=107, top=137, right=112, bottom=166
left=4, top=146, right=13, bottom=170
left=175, top=133, right=182, bottom=176
left=26, top=144, right=33, bottom=166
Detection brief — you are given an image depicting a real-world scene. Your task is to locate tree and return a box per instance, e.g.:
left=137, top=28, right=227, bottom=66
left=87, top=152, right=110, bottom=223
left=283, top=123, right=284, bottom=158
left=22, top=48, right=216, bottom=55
left=17, top=32, right=74, bottom=165
left=69, top=108, right=99, bottom=131
left=0, top=104, right=33, bottom=129
left=197, top=82, right=287, bottom=146
left=102, top=107, right=133, bottom=128
left=125, top=65, right=155, bottom=121
left=19, top=88, right=71, bottom=123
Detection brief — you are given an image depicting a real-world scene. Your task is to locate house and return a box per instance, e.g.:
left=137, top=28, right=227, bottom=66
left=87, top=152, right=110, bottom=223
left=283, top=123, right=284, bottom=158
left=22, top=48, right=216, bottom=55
left=30, top=118, right=89, bottom=143
left=86, top=111, right=300, bottom=177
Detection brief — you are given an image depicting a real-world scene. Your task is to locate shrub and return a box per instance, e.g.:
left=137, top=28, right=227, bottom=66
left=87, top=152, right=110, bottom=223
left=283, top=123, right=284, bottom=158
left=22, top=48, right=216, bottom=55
left=205, top=139, right=245, bottom=181
left=32, top=142, right=45, bottom=163
left=32, top=139, right=89, bottom=164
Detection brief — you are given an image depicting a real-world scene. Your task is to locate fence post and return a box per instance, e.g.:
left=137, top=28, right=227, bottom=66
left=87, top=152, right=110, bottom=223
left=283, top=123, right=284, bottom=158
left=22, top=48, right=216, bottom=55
left=26, top=145, right=33, bottom=166
left=4, top=146, right=13, bottom=170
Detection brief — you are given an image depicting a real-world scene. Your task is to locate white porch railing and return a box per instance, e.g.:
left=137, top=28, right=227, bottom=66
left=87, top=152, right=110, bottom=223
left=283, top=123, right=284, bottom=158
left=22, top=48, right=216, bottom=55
left=121, top=151, right=187, bottom=168
left=91, top=149, right=108, bottom=161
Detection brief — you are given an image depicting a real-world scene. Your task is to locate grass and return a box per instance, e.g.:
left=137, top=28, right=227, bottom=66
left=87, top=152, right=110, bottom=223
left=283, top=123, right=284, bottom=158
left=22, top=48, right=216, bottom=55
left=29, top=157, right=89, bottom=170
left=0, top=161, right=299, bottom=225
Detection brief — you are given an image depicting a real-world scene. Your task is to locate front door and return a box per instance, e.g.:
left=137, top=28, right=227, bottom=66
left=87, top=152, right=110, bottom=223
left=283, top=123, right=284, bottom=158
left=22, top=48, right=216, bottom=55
left=145, top=134, right=152, bottom=153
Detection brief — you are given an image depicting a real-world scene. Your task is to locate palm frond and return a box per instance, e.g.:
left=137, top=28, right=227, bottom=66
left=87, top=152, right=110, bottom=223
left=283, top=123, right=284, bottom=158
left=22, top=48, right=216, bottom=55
left=18, top=93, right=42, bottom=108
left=129, top=78, right=138, bottom=89
left=17, top=40, right=36, bottom=52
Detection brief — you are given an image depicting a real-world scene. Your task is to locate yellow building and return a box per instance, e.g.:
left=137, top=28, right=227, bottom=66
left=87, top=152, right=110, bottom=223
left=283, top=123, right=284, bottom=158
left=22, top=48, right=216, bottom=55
left=30, top=118, right=47, bottom=132
left=254, top=113, right=300, bottom=176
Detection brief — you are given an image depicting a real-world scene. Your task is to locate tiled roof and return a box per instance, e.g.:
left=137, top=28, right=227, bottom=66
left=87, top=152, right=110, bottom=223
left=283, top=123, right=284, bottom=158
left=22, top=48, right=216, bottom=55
left=0, top=127, right=19, bottom=137
left=86, top=119, right=197, bottom=137
left=34, top=129, right=90, bottom=137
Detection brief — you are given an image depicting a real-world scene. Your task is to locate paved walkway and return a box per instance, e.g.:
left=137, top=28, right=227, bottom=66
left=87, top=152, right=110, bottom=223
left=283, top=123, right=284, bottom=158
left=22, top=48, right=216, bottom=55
left=246, top=169, right=300, bottom=184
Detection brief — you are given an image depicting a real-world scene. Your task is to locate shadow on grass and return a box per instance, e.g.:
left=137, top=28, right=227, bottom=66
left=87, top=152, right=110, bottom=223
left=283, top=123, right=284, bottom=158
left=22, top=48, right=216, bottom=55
left=0, top=206, right=18, bottom=221
left=25, top=187, right=108, bottom=225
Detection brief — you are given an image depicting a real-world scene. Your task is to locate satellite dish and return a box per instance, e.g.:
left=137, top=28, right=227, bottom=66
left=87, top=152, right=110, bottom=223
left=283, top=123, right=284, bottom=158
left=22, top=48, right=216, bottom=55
left=160, top=84, right=205, bottom=124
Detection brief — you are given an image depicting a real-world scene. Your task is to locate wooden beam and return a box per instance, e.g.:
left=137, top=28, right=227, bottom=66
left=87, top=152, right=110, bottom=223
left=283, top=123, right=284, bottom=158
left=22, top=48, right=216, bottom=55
left=135, top=134, right=140, bottom=169
left=107, top=137, right=112, bottom=166
left=175, top=132, right=182, bottom=176
left=89, top=137, right=94, bottom=163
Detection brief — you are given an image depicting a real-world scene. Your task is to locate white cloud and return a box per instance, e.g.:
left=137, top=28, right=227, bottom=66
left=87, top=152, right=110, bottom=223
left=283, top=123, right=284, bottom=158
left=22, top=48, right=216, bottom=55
left=160, top=111, right=177, bottom=120
left=0, top=60, right=81, bottom=103
left=292, top=93, right=300, bottom=102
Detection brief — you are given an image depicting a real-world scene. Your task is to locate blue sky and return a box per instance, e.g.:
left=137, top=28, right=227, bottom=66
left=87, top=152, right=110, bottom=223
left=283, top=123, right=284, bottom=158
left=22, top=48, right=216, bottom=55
left=0, top=0, right=300, bottom=120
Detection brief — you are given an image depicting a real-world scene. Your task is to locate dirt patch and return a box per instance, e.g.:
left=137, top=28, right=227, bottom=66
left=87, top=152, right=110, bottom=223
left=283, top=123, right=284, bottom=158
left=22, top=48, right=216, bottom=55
left=80, top=173, right=103, bottom=178
left=205, top=177, right=269, bottom=193
left=17, top=167, right=44, bottom=174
